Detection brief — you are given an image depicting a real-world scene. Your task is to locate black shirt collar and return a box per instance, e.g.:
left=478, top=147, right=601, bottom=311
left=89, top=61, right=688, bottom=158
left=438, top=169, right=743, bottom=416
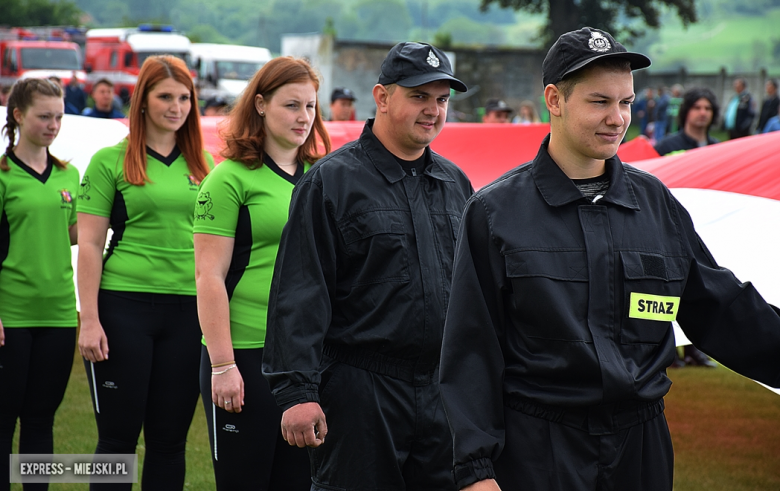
left=146, top=146, right=181, bottom=166
left=360, top=119, right=456, bottom=184
left=7, top=150, right=54, bottom=184
left=263, top=152, right=304, bottom=185
left=532, top=134, right=640, bottom=210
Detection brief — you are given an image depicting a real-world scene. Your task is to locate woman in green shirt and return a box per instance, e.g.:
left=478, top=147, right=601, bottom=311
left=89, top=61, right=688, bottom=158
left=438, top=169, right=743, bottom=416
left=194, top=57, right=330, bottom=490
left=0, top=78, right=78, bottom=490
left=77, top=56, right=213, bottom=490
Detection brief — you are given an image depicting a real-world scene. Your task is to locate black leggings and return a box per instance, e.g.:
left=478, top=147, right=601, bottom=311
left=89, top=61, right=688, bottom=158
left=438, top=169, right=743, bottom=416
left=0, top=327, right=76, bottom=491
left=84, top=290, right=201, bottom=491
left=199, top=347, right=311, bottom=490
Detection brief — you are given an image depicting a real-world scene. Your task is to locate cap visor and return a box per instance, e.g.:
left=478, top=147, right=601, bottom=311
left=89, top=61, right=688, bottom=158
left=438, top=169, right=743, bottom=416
left=395, top=73, right=468, bottom=92
left=562, top=51, right=652, bottom=80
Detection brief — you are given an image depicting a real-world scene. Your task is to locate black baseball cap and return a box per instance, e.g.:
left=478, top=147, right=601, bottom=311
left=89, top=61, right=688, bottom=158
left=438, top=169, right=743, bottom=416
left=378, top=42, right=468, bottom=92
left=485, top=98, right=513, bottom=114
left=542, top=27, right=651, bottom=87
left=205, top=96, right=229, bottom=109
left=331, top=87, right=356, bottom=103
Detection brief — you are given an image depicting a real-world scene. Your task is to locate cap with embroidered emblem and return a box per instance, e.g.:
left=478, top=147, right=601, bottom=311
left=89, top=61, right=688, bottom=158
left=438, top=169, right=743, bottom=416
left=331, top=87, right=356, bottom=103
left=542, top=27, right=651, bottom=87
left=378, top=42, right=468, bottom=92
left=484, top=99, right=513, bottom=114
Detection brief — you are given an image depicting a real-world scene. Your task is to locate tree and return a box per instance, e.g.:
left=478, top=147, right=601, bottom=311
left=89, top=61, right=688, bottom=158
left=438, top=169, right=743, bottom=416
left=1, top=0, right=82, bottom=26
left=480, top=0, right=697, bottom=47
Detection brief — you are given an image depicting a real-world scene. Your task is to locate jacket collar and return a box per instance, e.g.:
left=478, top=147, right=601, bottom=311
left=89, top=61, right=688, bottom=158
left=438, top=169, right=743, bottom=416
left=532, top=134, right=640, bottom=210
left=360, top=119, right=456, bottom=184
left=679, top=129, right=718, bottom=147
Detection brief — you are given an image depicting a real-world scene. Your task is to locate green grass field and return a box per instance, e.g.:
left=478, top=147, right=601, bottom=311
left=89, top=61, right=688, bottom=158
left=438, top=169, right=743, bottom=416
left=10, top=355, right=780, bottom=490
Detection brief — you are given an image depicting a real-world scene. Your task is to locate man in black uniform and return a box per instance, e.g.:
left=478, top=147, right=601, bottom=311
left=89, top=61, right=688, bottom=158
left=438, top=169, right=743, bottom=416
left=654, top=87, right=720, bottom=156
left=439, top=27, right=780, bottom=491
left=263, top=42, right=472, bottom=490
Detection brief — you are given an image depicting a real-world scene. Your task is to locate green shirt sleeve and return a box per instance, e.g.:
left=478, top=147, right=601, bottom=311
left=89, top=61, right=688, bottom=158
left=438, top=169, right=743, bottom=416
left=193, top=161, right=245, bottom=238
left=78, top=145, right=122, bottom=217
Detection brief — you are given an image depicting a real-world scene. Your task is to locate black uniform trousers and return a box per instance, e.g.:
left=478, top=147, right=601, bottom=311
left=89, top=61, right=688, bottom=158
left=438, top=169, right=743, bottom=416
left=494, top=400, right=673, bottom=491
left=309, top=355, right=456, bottom=491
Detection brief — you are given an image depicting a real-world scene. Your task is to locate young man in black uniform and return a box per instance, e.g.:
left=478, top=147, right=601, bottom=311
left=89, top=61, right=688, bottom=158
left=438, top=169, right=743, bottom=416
left=263, top=42, right=473, bottom=490
left=439, top=27, right=780, bottom=491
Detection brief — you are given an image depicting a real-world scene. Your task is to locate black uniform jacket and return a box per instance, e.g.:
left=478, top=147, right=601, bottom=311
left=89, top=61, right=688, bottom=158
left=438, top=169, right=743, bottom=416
left=263, top=120, right=473, bottom=411
left=653, top=130, right=719, bottom=156
left=440, top=136, right=780, bottom=486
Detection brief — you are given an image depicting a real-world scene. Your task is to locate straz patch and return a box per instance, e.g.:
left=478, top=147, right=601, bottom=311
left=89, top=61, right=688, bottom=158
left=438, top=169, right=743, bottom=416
left=629, top=293, right=680, bottom=321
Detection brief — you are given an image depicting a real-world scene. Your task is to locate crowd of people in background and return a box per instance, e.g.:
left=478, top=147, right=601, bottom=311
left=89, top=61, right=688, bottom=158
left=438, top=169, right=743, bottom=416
left=632, top=77, right=780, bottom=147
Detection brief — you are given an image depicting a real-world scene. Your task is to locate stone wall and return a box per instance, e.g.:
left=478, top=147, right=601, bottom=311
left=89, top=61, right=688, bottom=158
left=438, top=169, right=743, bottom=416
left=282, top=34, right=775, bottom=124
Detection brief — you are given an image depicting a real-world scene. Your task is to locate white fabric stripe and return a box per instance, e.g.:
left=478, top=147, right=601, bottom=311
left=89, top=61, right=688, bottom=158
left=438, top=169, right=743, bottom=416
left=212, top=403, right=218, bottom=461
left=90, top=362, right=100, bottom=414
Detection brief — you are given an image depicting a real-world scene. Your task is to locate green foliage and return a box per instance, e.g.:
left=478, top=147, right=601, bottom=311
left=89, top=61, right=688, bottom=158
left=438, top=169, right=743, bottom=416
left=186, top=24, right=231, bottom=44
left=479, top=0, right=697, bottom=46
left=433, top=30, right=453, bottom=49
left=1, top=0, right=83, bottom=26
left=438, top=15, right=506, bottom=46
left=353, top=0, right=413, bottom=42
left=643, top=8, right=780, bottom=74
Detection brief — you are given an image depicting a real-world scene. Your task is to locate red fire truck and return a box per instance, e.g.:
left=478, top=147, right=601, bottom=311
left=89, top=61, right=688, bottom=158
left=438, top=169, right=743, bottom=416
left=83, top=24, right=193, bottom=97
left=0, top=27, right=86, bottom=88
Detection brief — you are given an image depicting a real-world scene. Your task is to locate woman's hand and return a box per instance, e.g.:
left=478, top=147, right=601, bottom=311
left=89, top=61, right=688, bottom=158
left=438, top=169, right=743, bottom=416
left=212, top=366, right=245, bottom=413
left=78, top=317, right=109, bottom=362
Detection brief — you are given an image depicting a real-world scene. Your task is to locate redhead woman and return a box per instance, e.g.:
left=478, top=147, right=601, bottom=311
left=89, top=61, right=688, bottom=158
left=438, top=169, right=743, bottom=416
left=194, top=57, right=330, bottom=490
left=0, top=78, right=78, bottom=491
left=77, top=55, right=213, bottom=490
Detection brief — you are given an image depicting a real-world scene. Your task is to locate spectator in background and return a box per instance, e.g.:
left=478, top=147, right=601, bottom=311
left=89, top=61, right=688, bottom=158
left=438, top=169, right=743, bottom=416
left=634, top=87, right=657, bottom=138
left=118, top=87, right=131, bottom=108
left=203, top=96, right=230, bottom=117
left=665, top=83, right=684, bottom=134
left=757, top=79, right=779, bottom=134
left=654, top=86, right=670, bottom=140
left=0, top=85, right=11, bottom=106
left=82, top=78, right=125, bottom=119
left=513, top=100, right=540, bottom=124
left=483, top=98, right=513, bottom=123
left=46, top=76, right=77, bottom=116
left=329, top=87, right=356, bottom=121
left=724, top=78, right=755, bottom=140
left=654, top=87, right=720, bottom=157
left=762, top=105, right=780, bottom=133
left=64, top=72, right=88, bottom=115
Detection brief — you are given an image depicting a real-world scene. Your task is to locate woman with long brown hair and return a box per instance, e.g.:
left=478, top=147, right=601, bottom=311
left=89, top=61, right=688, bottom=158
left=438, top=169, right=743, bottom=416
left=194, top=56, right=330, bottom=489
left=0, top=78, right=78, bottom=491
left=77, top=55, right=213, bottom=490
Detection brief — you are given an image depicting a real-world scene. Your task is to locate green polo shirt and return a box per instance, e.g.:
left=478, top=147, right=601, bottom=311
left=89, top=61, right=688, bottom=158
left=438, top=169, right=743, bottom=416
left=78, top=140, right=214, bottom=295
left=193, top=157, right=308, bottom=348
left=0, top=152, right=79, bottom=327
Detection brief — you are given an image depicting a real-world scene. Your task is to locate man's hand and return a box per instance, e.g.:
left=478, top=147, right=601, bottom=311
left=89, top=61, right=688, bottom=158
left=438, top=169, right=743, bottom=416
left=281, top=402, right=328, bottom=448
left=463, top=479, right=502, bottom=491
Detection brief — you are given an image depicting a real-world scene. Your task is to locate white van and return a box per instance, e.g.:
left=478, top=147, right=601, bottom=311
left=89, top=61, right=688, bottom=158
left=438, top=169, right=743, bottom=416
left=190, top=43, right=273, bottom=101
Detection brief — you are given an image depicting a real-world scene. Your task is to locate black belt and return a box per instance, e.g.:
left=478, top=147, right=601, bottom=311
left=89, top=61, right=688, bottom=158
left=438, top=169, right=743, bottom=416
left=323, top=343, right=438, bottom=386
left=504, top=395, right=665, bottom=436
